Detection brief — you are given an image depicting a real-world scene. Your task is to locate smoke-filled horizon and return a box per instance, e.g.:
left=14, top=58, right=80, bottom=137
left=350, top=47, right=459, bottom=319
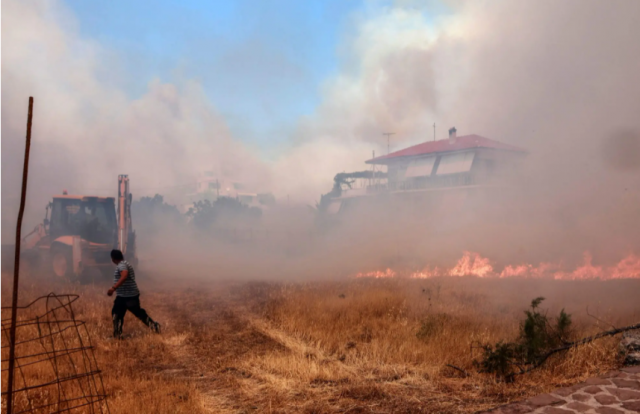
left=2, top=0, right=640, bottom=275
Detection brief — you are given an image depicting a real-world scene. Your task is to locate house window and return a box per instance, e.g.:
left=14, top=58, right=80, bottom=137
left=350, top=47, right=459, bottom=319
left=405, top=156, right=437, bottom=177
left=436, top=152, right=475, bottom=175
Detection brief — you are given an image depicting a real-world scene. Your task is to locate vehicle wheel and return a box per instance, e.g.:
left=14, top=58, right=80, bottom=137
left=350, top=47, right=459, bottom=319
left=51, top=247, right=74, bottom=281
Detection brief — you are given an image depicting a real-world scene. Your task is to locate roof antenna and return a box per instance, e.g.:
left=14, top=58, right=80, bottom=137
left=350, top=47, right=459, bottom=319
left=433, top=123, right=436, bottom=142
left=383, top=132, right=395, bottom=155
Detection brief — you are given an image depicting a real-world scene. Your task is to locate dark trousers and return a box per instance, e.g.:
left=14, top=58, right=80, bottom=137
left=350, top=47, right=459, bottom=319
left=112, top=295, right=155, bottom=338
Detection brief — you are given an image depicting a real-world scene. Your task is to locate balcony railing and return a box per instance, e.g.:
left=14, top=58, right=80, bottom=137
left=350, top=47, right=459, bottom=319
left=362, top=173, right=486, bottom=193
left=337, top=173, right=503, bottom=198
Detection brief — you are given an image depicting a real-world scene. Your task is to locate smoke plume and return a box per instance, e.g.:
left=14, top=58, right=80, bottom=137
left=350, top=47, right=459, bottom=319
left=3, top=0, right=640, bottom=276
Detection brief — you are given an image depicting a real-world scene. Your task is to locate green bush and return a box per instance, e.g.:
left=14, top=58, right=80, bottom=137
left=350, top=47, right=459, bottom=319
left=475, top=297, right=572, bottom=381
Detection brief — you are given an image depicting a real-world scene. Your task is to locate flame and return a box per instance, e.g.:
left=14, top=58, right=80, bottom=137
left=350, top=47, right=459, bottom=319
left=609, top=254, right=640, bottom=279
left=553, top=252, right=640, bottom=280
left=355, top=268, right=397, bottom=278
left=553, top=252, right=601, bottom=280
left=355, top=252, right=640, bottom=280
left=499, top=262, right=559, bottom=279
left=449, top=251, right=494, bottom=277
left=408, top=268, right=441, bottom=279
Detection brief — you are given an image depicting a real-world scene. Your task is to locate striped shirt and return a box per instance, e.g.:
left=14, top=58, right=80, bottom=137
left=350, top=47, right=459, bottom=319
left=113, top=261, right=140, bottom=297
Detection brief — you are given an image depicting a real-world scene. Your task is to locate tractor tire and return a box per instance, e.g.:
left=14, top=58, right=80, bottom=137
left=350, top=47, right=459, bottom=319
left=51, top=246, right=74, bottom=282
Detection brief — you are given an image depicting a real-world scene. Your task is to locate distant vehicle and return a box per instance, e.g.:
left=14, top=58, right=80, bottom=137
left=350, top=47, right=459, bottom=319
left=22, top=175, right=137, bottom=282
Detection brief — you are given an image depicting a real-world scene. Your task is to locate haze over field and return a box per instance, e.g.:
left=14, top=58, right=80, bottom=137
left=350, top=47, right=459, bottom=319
left=2, top=0, right=640, bottom=274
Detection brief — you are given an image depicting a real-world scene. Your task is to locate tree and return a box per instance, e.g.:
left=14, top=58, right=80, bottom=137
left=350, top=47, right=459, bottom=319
left=132, top=194, right=184, bottom=237
left=187, top=196, right=261, bottom=231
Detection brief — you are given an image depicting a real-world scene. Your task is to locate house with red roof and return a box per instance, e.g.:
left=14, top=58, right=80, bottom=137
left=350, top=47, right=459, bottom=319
left=323, top=127, right=527, bottom=214
left=366, top=127, right=527, bottom=192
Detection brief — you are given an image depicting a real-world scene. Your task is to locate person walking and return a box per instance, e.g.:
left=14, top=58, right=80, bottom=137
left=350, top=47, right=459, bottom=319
left=107, top=249, right=160, bottom=338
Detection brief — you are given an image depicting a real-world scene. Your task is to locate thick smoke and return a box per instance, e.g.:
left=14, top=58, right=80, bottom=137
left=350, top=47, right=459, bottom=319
left=294, top=0, right=640, bottom=267
left=3, top=0, right=640, bottom=277
left=1, top=0, right=270, bottom=240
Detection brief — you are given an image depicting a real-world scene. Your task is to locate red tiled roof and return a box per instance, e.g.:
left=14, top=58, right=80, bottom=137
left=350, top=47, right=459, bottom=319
left=365, top=134, right=527, bottom=164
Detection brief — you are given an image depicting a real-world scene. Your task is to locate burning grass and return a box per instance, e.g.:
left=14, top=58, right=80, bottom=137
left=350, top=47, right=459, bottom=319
left=2, top=273, right=639, bottom=413
left=355, top=251, right=640, bottom=280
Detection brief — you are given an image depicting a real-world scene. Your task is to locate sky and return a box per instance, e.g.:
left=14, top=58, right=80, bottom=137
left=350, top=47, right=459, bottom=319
left=61, top=0, right=390, bottom=154
left=2, top=0, right=455, bottom=213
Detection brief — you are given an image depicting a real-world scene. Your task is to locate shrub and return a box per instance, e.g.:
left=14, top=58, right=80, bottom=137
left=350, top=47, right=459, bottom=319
left=132, top=194, right=184, bottom=237
left=187, top=196, right=262, bottom=231
left=475, top=297, right=573, bottom=381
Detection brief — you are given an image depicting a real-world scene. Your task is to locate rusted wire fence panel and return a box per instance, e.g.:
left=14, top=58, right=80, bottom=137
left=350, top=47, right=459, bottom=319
left=1, top=294, right=109, bottom=414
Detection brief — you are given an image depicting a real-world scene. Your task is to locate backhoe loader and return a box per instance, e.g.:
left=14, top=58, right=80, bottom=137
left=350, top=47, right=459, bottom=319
left=22, top=175, right=137, bottom=282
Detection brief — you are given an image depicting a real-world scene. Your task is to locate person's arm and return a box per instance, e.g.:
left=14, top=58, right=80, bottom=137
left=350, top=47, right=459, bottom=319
left=107, top=267, right=129, bottom=296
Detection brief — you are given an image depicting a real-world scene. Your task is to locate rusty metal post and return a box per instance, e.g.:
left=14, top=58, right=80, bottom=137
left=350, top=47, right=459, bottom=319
left=7, top=97, right=34, bottom=414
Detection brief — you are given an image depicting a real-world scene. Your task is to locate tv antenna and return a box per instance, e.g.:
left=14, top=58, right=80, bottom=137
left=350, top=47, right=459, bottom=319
left=383, top=132, right=395, bottom=155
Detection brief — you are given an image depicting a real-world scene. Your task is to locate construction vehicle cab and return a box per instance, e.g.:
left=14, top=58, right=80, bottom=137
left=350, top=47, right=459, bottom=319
left=50, top=195, right=117, bottom=245
left=22, top=175, right=137, bottom=281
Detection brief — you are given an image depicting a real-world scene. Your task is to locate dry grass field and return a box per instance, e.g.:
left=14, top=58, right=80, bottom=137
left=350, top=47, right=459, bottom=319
left=2, top=272, right=639, bottom=413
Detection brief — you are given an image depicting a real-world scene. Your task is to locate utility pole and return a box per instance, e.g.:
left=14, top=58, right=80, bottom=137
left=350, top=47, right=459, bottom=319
left=433, top=123, right=436, bottom=141
left=371, top=150, right=376, bottom=187
left=7, top=97, right=34, bottom=414
left=383, top=132, right=395, bottom=155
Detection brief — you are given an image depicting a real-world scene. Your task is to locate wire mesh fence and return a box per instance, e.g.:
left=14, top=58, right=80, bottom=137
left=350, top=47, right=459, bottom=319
left=1, top=293, right=109, bottom=414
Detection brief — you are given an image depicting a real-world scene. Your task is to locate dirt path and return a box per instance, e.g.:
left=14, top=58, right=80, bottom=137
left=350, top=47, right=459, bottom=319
left=143, top=286, right=360, bottom=412
left=154, top=289, right=281, bottom=412
left=144, top=285, right=484, bottom=413
left=156, top=290, right=375, bottom=412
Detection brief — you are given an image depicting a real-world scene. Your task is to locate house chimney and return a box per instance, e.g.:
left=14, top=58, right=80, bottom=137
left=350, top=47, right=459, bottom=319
left=448, top=127, right=457, bottom=144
